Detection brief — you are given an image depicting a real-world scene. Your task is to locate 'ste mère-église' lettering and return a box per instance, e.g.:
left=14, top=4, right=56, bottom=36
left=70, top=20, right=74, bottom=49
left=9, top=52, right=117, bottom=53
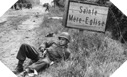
left=68, top=14, right=105, bottom=26
left=79, top=6, right=98, bottom=15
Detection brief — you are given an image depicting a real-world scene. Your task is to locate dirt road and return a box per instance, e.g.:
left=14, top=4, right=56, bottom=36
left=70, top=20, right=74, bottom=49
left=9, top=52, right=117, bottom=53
left=0, top=6, right=46, bottom=71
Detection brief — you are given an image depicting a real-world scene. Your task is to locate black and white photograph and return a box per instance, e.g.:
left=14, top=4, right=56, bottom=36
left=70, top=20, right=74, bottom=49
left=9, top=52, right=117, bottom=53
left=0, top=0, right=127, bottom=77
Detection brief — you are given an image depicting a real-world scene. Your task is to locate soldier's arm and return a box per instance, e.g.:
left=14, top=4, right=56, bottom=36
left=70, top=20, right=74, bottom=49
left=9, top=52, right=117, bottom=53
left=39, top=40, right=54, bottom=52
left=64, top=49, right=71, bottom=60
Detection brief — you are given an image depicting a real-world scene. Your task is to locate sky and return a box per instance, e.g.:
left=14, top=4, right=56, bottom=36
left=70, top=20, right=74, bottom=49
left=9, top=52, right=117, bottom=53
left=40, top=0, right=53, bottom=5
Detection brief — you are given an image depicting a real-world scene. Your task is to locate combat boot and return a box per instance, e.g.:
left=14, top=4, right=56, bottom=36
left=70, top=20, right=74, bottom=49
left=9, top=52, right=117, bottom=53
left=13, top=60, right=24, bottom=74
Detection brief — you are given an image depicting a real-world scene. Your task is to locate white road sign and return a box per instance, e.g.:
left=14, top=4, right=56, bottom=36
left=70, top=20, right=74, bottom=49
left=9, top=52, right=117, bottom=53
left=63, top=0, right=109, bottom=32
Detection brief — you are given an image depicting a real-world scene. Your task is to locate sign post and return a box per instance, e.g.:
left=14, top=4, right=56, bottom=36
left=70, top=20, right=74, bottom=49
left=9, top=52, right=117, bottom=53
left=63, top=0, right=109, bottom=32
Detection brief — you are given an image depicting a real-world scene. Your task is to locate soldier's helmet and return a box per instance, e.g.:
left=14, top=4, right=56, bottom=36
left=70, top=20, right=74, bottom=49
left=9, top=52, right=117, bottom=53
left=58, top=32, right=71, bottom=42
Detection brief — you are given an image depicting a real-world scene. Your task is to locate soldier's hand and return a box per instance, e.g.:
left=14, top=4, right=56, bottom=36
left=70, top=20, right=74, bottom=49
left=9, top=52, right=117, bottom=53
left=39, top=47, right=45, bottom=53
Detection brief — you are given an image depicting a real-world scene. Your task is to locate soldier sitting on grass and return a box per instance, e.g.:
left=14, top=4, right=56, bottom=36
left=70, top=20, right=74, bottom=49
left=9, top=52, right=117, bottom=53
left=13, top=32, right=71, bottom=76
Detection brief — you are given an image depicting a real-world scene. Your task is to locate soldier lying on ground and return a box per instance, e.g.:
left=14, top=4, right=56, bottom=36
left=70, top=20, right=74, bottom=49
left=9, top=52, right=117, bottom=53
left=13, top=32, right=71, bottom=76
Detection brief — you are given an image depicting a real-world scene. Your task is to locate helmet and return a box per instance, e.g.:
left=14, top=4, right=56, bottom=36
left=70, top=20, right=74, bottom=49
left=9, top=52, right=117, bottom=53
left=58, top=32, right=71, bottom=42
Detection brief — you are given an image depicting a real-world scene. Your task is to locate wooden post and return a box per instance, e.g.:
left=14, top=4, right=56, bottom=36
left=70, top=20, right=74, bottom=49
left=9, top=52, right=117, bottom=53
left=79, top=29, right=84, bottom=37
left=77, top=29, right=84, bottom=52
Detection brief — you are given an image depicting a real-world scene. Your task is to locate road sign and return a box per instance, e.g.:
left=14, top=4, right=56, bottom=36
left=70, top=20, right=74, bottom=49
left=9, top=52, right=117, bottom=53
left=63, top=0, right=109, bottom=32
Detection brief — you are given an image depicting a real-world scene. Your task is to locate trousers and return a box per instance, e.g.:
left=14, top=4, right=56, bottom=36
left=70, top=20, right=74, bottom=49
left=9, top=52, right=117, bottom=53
left=16, top=44, right=49, bottom=71
left=16, top=44, right=39, bottom=61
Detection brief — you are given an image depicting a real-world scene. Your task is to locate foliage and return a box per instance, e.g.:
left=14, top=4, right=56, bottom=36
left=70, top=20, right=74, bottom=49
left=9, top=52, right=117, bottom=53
left=33, top=0, right=127, bottom=77
left=37, top=19, right=127, bottom=76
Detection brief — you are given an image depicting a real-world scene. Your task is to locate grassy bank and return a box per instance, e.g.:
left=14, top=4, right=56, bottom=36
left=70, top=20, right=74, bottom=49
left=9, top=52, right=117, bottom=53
left=35, top=6, right=127, bottom=77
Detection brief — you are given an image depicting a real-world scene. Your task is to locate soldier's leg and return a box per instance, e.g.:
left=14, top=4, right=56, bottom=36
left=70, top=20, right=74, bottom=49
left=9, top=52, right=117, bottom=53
left=16, top=43, right=39, bottom=61
left=28, top=60, right=49, bottom=72
left=45, top=4, right=48, bottom=12
left=14, top=44, right=39, bottom=74
left=47, top=5, right=49, bottom=11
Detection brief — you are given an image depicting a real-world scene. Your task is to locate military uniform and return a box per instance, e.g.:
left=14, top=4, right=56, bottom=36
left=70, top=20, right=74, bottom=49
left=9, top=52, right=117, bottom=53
left=15, top=38, right=70, bottom=73
left=13, top=32, right=71, bottom=75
